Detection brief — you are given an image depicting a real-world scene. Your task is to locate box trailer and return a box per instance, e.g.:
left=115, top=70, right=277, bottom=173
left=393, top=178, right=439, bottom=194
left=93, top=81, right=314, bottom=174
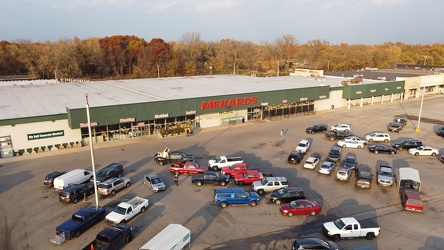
left=139, top=224, right=190, bottom=250
left=397, top=167, right=421, bottom=192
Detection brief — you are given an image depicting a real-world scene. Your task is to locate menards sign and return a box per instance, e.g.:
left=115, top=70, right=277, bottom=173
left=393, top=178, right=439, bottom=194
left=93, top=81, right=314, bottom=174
left=27, top=130, right=64, bottom=140
left=201, top=96, right=258, bottom=110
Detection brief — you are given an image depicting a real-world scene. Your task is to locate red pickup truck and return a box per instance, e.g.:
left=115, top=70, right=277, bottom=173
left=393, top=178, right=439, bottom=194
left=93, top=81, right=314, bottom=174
left=221, top=163, right=252, bottom=178
left=234, top=170, right=273, bottom=186
left=170, top=162, right=206, bottom=175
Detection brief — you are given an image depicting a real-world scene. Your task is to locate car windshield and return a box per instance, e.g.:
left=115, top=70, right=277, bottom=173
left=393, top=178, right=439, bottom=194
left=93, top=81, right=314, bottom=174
left=113, top=206, right=127, bottom=215
left=215, top=157, right=222, bottom=163
left=260, top=179, right=268, bottom=185
left=97, top=171, right=107, bottom=177
left=379, top=171, right=391, bottom=177
left=229, top=165, right=236, bottom=170
left=277, top=189, right=286, bottom=195
left=298, top=142, right=306, bottom=147
left=345, top=158, right=355, bottom=164
left=333, top=219, right=346, bottom=229
left=151, top=178, right=161, bottom=184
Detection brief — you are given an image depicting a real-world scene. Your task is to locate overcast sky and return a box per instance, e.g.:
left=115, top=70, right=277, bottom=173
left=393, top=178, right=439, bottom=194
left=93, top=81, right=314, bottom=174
left=1, top=0, right=442, bottom=45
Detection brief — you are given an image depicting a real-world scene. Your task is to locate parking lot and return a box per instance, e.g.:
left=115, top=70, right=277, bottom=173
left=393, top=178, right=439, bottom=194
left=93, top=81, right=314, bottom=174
left=0, top=95, right=443, bottom=250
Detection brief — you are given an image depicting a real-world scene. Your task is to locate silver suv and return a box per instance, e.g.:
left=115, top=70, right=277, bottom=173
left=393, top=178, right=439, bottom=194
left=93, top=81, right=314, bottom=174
left=365, top=132, right=391, bottom=142
left=252, top=177, right=289, bottom=195
left=97, top=177, right=131, bottom=196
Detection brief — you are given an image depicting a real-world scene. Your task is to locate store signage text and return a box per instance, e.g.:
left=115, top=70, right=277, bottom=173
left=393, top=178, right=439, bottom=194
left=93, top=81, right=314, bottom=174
left=201, top=96, right=257, bottom=110
left=155, top=113, right=169, bottom=119
left=80, top=122, right=98, bottom=128
left=186, top=110, right=196, bottom=115
left=120, top=118, right=135, bottom=123
left=28, top=130, right=64, bottom=141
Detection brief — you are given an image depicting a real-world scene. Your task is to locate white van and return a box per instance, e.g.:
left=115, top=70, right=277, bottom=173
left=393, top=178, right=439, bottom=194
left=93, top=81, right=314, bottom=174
left=139, top=224, right=190, bottom=250
left=53, top=169, right=93, bottom=190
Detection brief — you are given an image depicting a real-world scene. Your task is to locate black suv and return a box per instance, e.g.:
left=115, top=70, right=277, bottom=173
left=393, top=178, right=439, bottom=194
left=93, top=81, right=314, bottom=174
left=306, top=124, right=328, bottom=134
left=387, top=122, right=403, bottom=133
left=327, top=145, right=342, bottom=162
left=287, top=151, right=305, bottom=164
left=59, top=183, right=94, bottom=204
left=269, top=187, right=305, bottom=205
left=292, top=237, right=338, bottom=250
left=95, top=163, right=124, bottom=183
left=392, top=139, right=422, bottom=151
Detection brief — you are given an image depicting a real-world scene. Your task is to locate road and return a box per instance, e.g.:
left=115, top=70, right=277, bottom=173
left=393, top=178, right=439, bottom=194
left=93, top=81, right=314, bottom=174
left=0, top=95, right=443, bottom=250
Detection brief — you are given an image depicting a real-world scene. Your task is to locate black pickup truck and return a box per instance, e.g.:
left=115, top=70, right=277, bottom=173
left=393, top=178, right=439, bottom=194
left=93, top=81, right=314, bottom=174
left=82, top=224, right=133, bottom=250
left=325, top=131, right=354, bottom=141
left=191, top=171, right=230, bottom=186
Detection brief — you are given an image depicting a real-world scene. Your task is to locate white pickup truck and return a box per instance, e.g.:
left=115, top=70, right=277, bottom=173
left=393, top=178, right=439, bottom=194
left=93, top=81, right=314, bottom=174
left=105, top=196, right=149, bottom=224
left=322, top=217, right=381, bottom=242
left=208, top=156, right=243, bottom=171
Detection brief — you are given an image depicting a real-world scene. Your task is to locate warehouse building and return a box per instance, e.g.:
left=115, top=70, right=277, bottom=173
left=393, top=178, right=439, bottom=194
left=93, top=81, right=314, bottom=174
left=0, top=73, right=418, bottom=158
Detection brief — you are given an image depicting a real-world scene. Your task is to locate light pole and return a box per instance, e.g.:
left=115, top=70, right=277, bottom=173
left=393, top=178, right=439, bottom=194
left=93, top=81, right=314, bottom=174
left=209, top=66, right=212, bottom=75
left=157, top=64, right=160, bottom=78
left=415, top=71, right=427, bottom=132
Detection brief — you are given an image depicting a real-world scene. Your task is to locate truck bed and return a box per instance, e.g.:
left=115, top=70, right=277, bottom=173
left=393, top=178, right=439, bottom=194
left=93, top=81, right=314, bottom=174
left=359, top=219, right=379, bottom=229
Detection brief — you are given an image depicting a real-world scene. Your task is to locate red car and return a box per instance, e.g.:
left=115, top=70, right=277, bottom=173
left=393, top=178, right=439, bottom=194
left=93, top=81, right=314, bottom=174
left=234, top=170, right=272, bottom=186
left=280, top=199, right=321, bottom=216
left=169, top=161, right=206, bottom=175
left=401, top=189, right=423, bottom=212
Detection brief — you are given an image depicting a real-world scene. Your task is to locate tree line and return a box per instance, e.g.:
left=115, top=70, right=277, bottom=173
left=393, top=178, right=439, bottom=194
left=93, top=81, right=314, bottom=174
left=1, top=33, right=443, bottom=80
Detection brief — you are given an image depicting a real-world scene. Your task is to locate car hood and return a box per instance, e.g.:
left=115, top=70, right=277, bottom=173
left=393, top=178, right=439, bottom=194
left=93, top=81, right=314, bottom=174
left=249, top=192, right=260, bottom=199
left=105, top=211, right=126, bottom=224
left=151, top=182, right=166, bottom=189
left=280, top=203, right=293, bottom=211
left=378, top=175, right=393, bottom=181
left=323, top=221, right=339, bottom=232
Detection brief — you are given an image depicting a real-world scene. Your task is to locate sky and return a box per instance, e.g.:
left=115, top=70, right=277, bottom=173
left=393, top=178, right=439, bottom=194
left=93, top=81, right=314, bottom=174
left=1, top=0, right=443, bottom=45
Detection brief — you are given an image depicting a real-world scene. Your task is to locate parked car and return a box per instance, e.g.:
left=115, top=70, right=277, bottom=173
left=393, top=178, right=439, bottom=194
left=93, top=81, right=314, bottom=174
left=322, top=217, right=380, bottom=242
left=356, top=169, right=373, bottom=189
left=291, top=237, right=338, bottom=250
left=213, top=188, right=260, bottom=208
left=330, top=124, right=351, bottom=132
left=345, top=136, right=368, bottom=145
left=305, top=124, right=328, bottom=134
left=325, top=131, right=354, bottom=141
left=94, top=163, right=124, bottom=183
left=377, top=165, right=394, bottom=187
left=59, top=183, right=95, bottom=204
left=98, top=177, right=131, bottom=196
left=393, top=117, right=407, bottom=126
left=337, top=139, right=365, bottom=149
left=319, top=161, right=336, bottom=175
left=287, top=150, right=304, bottom=164
left=392, top=139, right=422, bottom=151
left=43, top=171, right=66, bottom=187
left=368, top=144, right=397, bottom=155
left=327, top=145, right=342, bottom=162
left=401, top=189, right=423, bottom=212
left=280, top=199, right=321, bottom=216
left=303, top=157, right=320, bottom=170
left=296, top=139, right=310, bottom=153
left=143, top=174, right=166, bottom=192
left=105, top=196, right=149, bottom=224
left=365, top=132, right=391, bottom=143
left=342, top=155, right=358, bottom=171
left=88, top=224, right=133, bottom=250
left=387, top=122, right=403, bottom=133
left=154, top=148, right=195, bottom=166
left=252, top=177, right=289, bottom=195
left=336, top=166, right=353, bottom=182
left=268, top=187, right=305, bottom=205
left=56, top=207, right=106, bottom=239
left=170, top=161, right=206, bottom=175
left=408, top=146, right=439, bottom=156
left=438, top=126, right=444, bottom=136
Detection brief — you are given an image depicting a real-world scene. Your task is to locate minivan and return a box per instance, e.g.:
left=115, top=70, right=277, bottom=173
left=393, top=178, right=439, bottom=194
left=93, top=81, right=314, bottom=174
left=94, top=163, right=124, bottom=183
left=213, top=188, right=260, bottom=208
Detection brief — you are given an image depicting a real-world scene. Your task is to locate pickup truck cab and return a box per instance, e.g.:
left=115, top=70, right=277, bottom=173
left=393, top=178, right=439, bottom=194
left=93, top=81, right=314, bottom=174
left=170, top=161, right=206, bottom=175
left=191, top=171, right=230, bottom=186
left=105, top=196, right=149, bottom=224
left=322, top=217, right=381, bottom=242
left=234, top=170, right=273, bottom=186
left=56, top=207, right=106, bottom=239
left=208, top=156, right=243, bottom=171
left=221, top=163, right=251, bottom=178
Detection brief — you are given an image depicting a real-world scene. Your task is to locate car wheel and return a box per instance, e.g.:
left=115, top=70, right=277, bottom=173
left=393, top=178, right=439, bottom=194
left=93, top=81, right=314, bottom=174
left=121, top=219, right=126, bottom=224
left=197, top=181, right=202, bottom=186
left=342, top=145, right=346, bottom=148
left=366, top=233, right=375, bottom=240
left=249, top=201, right=257, bottom=207
left=345, top=129, right=349, bottom=132
left=126, top=234, right=133, bottom=243
left=257, top=189, right=264, bottom=195
left=220, top=181, right=227, bottom=186
left=374, top=150, right=379, bottom=154
left=111, top=190, right=116, bottom=196
left=311, top=131, right=315, bottom=134
left=384, top=139, right=388, bottom=143
left=287, top=212, right=293, bottom=217
left=432, top=153, right=436, bottom=156
left=212, top=166, right=219, bottom=171
left=75, top=231, right=81, bottom=238
left=275, top=200, right=282, bottom=205
left=141, top=206, right=146, bottom=213
left=390, top=151, right=395, bottom=155
left=415, top=152, right=419, bottom=156
left=220, top=202, right=228, bottom=208
left=126, top=182, right=130, bottom=188
left=73, top=198, right=78, bottom=204
left=332, top=234, right=341, bottom=242
left=357, top=145, right=362, bottom=149
left=369, top=139, right=373, bottom=142
left=310, top=211, right=316, bottom=216
left=158, top=161, right=164, bottom=166
left=238, top=181, right=245, bottom=186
